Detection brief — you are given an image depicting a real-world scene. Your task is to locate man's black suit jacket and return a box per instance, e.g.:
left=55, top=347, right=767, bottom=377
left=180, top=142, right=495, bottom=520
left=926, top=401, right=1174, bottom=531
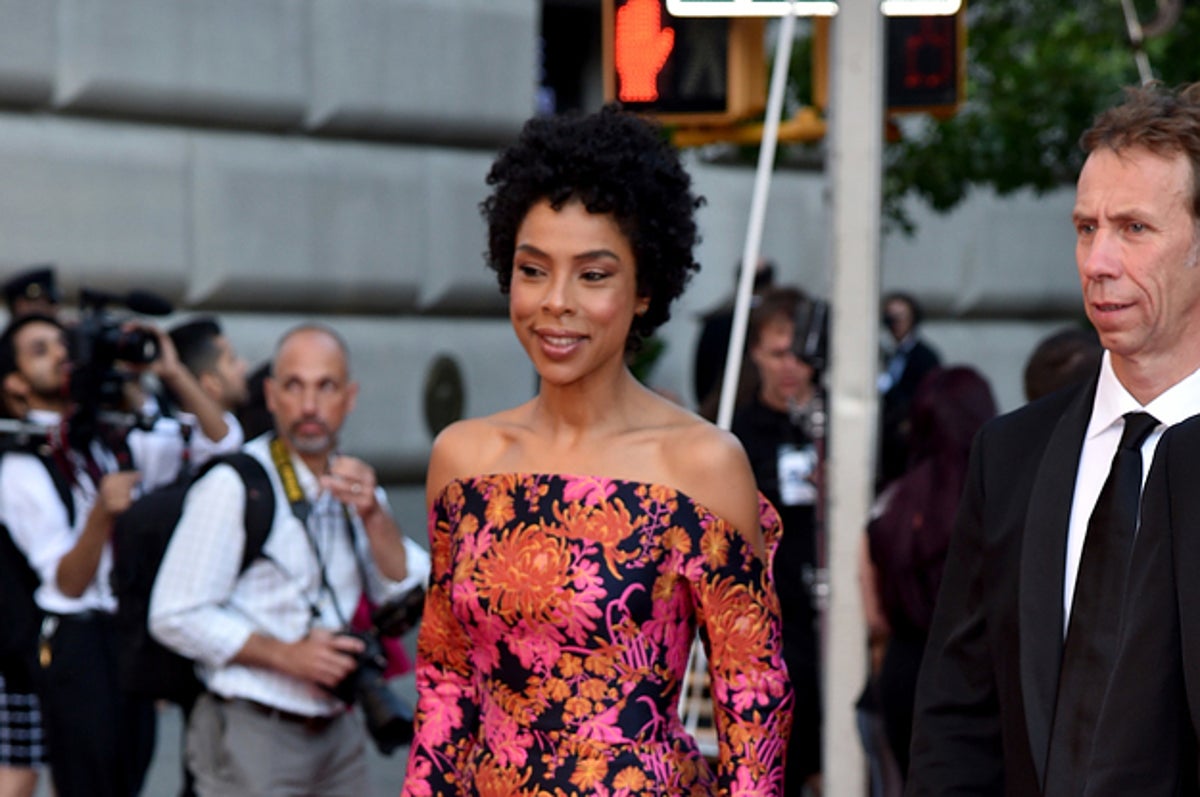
left=907, top=378, right=1098, bottom=796
left=1084, top=414, right=1200, bottom=796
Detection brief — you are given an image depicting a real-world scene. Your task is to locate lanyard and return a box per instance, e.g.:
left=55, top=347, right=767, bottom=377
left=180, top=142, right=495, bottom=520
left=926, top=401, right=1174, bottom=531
left=268, top=436, right=369, bottom=628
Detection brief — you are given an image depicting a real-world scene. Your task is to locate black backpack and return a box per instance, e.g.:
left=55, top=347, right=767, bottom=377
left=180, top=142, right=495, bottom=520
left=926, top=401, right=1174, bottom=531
left=0, top=451, right=75, bottom=691
left=111, top=452, right=275, bottom=704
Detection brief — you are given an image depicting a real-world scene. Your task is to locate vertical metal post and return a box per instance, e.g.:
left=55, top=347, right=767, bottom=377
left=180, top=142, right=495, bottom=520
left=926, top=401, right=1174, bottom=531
left=825, top=2, right=884, bottom=795
left=715, top=2, right=799, bottom=432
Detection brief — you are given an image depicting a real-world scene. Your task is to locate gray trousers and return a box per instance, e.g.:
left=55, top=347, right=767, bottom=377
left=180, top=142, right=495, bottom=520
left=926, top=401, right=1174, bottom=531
left=187, top=693, right=368, bottom=797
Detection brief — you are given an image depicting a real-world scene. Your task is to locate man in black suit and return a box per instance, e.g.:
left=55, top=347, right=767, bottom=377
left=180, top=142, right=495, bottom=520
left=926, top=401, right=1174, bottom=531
left=907, top=81, right=1200, bottom=796
left=877, top=291, right=940, bottom=491
left=1082, top=413, right=1200, bottom=796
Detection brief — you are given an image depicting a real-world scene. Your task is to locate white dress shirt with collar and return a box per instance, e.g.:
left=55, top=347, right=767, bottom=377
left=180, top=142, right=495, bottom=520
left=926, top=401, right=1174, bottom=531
left=1063, top=351, right=1200, bottom=631
left=0, top=408, right=239, bottom=616
left=149, top=434, right=420, bottom=718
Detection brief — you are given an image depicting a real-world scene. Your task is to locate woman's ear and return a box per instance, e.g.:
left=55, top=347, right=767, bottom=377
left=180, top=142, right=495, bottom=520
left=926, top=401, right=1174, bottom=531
left=635, top=296, right=650, bottom=317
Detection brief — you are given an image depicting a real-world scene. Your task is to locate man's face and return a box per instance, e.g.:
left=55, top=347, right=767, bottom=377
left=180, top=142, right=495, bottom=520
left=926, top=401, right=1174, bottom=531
left=1074, top=146, right=1200, bottom=385
left=264, top=329, right=357, bottom=460
left=207, top=335, right=250, bottom=411
left=10, top=320, right=69, bottom=407
left=883, top=298, right=914, bottom=343
left=750, top=318, right=814, bottom=411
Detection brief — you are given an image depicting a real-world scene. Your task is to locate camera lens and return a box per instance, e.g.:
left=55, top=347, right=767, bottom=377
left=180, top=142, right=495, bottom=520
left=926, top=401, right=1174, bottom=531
left=324, top=631, right=414, bottom=754
left=356, top=671, right=415, bottom=755
left=109, top=328, right=160, bottom=364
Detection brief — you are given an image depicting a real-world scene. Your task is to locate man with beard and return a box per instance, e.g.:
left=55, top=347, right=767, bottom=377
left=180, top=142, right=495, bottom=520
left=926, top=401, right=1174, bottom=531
left=150, top=323, right=415, bottom=797
left=0, top=312, right=235, bottom=797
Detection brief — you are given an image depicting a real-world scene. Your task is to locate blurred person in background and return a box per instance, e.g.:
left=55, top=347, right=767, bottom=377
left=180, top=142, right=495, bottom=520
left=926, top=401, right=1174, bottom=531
left=877, top=292, right=940, bottom=493
left=2, top=266, right=60, bottom=320
left=168, top=316, right=251, bottom=418
left=150, top=324, right=418, bottom=797
left=0, top=266, right=61, bottom=797
left=693, top=258, right=775, bottom=412
left=0, top=312, right=234, bottom=797
left=1023, top=325, right=1104, bottom=403
left=732, top=285, right=824, bottom=795
left=860, top=366, right=997, bottom=784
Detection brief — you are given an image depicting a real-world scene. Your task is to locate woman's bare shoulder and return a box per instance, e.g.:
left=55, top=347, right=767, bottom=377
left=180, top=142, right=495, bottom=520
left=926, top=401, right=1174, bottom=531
left=424, top=409, right=526, bottom=505
left=658, top=414, right=764, bottom=557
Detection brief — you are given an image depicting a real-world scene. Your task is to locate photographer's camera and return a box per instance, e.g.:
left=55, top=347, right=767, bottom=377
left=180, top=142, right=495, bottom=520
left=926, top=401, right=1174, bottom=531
left=325, top=587, right=425, bottom=755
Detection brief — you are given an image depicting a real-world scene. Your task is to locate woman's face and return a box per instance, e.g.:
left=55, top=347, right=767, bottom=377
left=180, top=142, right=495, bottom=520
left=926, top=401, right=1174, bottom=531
left=508, top=198, right=649, bottom=389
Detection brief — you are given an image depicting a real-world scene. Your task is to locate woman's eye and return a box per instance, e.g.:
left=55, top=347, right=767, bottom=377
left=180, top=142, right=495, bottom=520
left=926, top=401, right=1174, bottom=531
left=582, top=271, right=609, bottom=282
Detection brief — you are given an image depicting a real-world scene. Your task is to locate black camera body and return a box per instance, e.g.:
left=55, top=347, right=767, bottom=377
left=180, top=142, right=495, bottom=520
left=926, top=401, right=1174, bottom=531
left=327, top=586, right=426, bottom=755
left=65, top=288, right=171, bottom=446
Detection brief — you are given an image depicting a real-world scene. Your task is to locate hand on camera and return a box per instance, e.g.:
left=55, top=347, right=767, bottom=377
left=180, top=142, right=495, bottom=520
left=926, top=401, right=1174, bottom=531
left=289, top=627, right=366, bottom=690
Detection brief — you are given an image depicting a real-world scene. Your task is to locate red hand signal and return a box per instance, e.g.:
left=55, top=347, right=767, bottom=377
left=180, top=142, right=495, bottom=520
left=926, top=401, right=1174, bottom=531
left=615, top=0, right=675, bottom=103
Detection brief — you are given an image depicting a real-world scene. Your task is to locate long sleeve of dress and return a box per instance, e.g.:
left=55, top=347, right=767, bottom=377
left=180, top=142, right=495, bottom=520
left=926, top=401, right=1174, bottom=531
left=401, top=485, right=480, bottom=796
left=689, top=495, right=794, bottom=795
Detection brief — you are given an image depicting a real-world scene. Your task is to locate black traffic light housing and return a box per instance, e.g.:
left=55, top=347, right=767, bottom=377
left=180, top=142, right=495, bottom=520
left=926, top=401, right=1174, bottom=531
left=602, top=0, right=766, bottom=127
left=812, top=5, right=965, bottom=120
left=885, top=12, right=964, bottom=116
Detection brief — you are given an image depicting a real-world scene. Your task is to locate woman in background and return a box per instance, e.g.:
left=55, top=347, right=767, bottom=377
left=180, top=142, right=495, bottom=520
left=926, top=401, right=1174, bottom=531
left=402, top=106, right=793, bottom=795
left=860, top=366, right=997, bottom=781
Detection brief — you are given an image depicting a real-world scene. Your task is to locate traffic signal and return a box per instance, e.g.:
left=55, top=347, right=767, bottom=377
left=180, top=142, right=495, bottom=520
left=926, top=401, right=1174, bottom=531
left=812, top=6, right=965, bottom=119
left=602, top=0, right=766, bottom=127
left=885, top=11, right=964, bottom=116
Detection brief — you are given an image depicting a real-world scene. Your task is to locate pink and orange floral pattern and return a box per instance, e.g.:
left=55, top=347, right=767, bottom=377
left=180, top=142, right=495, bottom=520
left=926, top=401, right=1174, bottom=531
left=402, top=474, right=793, bottom=796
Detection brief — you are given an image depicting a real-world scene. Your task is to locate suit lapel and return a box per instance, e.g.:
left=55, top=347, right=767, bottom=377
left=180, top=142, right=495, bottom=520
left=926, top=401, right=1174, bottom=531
left=1019, top=379, right=1096, bottom=789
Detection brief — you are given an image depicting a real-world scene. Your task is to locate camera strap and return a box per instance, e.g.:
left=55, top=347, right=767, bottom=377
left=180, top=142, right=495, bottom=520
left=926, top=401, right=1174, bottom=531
left=268, top=436, right=369, bottom=630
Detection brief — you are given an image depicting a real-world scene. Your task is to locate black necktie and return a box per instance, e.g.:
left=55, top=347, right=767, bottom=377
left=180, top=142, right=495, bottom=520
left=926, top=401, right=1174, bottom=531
left=1045, top=410, right=1160, bottom=796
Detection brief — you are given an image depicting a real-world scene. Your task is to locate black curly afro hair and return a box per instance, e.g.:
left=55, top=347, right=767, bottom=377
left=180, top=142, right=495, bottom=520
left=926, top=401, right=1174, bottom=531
left=481, top=104, right=705, bottom=350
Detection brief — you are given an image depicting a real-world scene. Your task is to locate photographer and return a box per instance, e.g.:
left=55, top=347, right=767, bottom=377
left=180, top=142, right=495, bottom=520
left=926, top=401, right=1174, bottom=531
left=0, top=311, right=239, bottom=797
left=730, top=286, right=825, bottom=795
left=149, top=324, right=420, bottom=797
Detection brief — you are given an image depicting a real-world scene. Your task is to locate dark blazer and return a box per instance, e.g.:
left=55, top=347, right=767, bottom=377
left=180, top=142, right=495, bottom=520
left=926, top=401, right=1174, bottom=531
left=880, top=338, right=941, bottom=487
left=1084, top=415, right=1200, bottom=796
left=907, top=378, right=1097, bottom=797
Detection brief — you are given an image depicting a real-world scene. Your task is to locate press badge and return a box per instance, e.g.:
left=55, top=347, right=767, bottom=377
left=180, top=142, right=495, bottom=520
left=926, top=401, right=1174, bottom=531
left=778, top=443, right=817, bottom=506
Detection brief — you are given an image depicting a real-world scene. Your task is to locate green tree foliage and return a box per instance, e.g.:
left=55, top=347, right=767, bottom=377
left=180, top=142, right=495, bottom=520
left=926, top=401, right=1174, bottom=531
left=885, top=0, right=1200, bottom=231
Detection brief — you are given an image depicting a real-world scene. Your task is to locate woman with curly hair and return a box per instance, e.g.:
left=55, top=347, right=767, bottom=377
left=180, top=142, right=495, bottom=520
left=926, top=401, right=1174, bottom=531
left=401, top=105, right=794, bottom=795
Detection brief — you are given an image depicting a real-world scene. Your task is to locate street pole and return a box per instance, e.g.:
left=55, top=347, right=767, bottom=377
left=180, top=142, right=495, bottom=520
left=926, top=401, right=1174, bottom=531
left=716, top=1, right=800, bottom=432
left=824, top=2, right=883, bottom=795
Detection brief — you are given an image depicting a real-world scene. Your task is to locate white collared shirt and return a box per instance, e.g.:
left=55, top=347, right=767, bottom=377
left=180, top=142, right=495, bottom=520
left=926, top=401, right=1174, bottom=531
left=1063, top=352, right=1200, bottom=632
left=149, top=435, right=422, bottom=717
left=0, top=409, right=239, bottom=615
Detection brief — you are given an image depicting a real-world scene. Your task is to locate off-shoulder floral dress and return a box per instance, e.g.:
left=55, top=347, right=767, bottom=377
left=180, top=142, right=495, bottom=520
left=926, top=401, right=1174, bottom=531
left=401, top=473, right=794, bottom=796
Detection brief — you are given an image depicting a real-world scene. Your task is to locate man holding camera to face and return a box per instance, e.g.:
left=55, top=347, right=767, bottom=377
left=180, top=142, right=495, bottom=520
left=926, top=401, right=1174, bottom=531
left=0, top=311, right=237, bottom=797
left=150, top=323, right=418, bottom=797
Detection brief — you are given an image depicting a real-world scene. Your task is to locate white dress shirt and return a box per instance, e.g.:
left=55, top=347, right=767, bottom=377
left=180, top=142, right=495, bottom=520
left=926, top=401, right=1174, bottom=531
left=149, top=435, right=420, bottom=717
left=1063, top=352, right=1200, bottom=631
left=0, top=408, right=238, bottom=616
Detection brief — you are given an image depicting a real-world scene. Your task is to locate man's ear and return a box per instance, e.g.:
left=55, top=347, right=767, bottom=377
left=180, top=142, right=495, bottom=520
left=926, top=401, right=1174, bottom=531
left=3, top=371, right=29, bottom=403
left=198, top=371, right=222, bottom=404
left=263, top=376, right=278, bottom=416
